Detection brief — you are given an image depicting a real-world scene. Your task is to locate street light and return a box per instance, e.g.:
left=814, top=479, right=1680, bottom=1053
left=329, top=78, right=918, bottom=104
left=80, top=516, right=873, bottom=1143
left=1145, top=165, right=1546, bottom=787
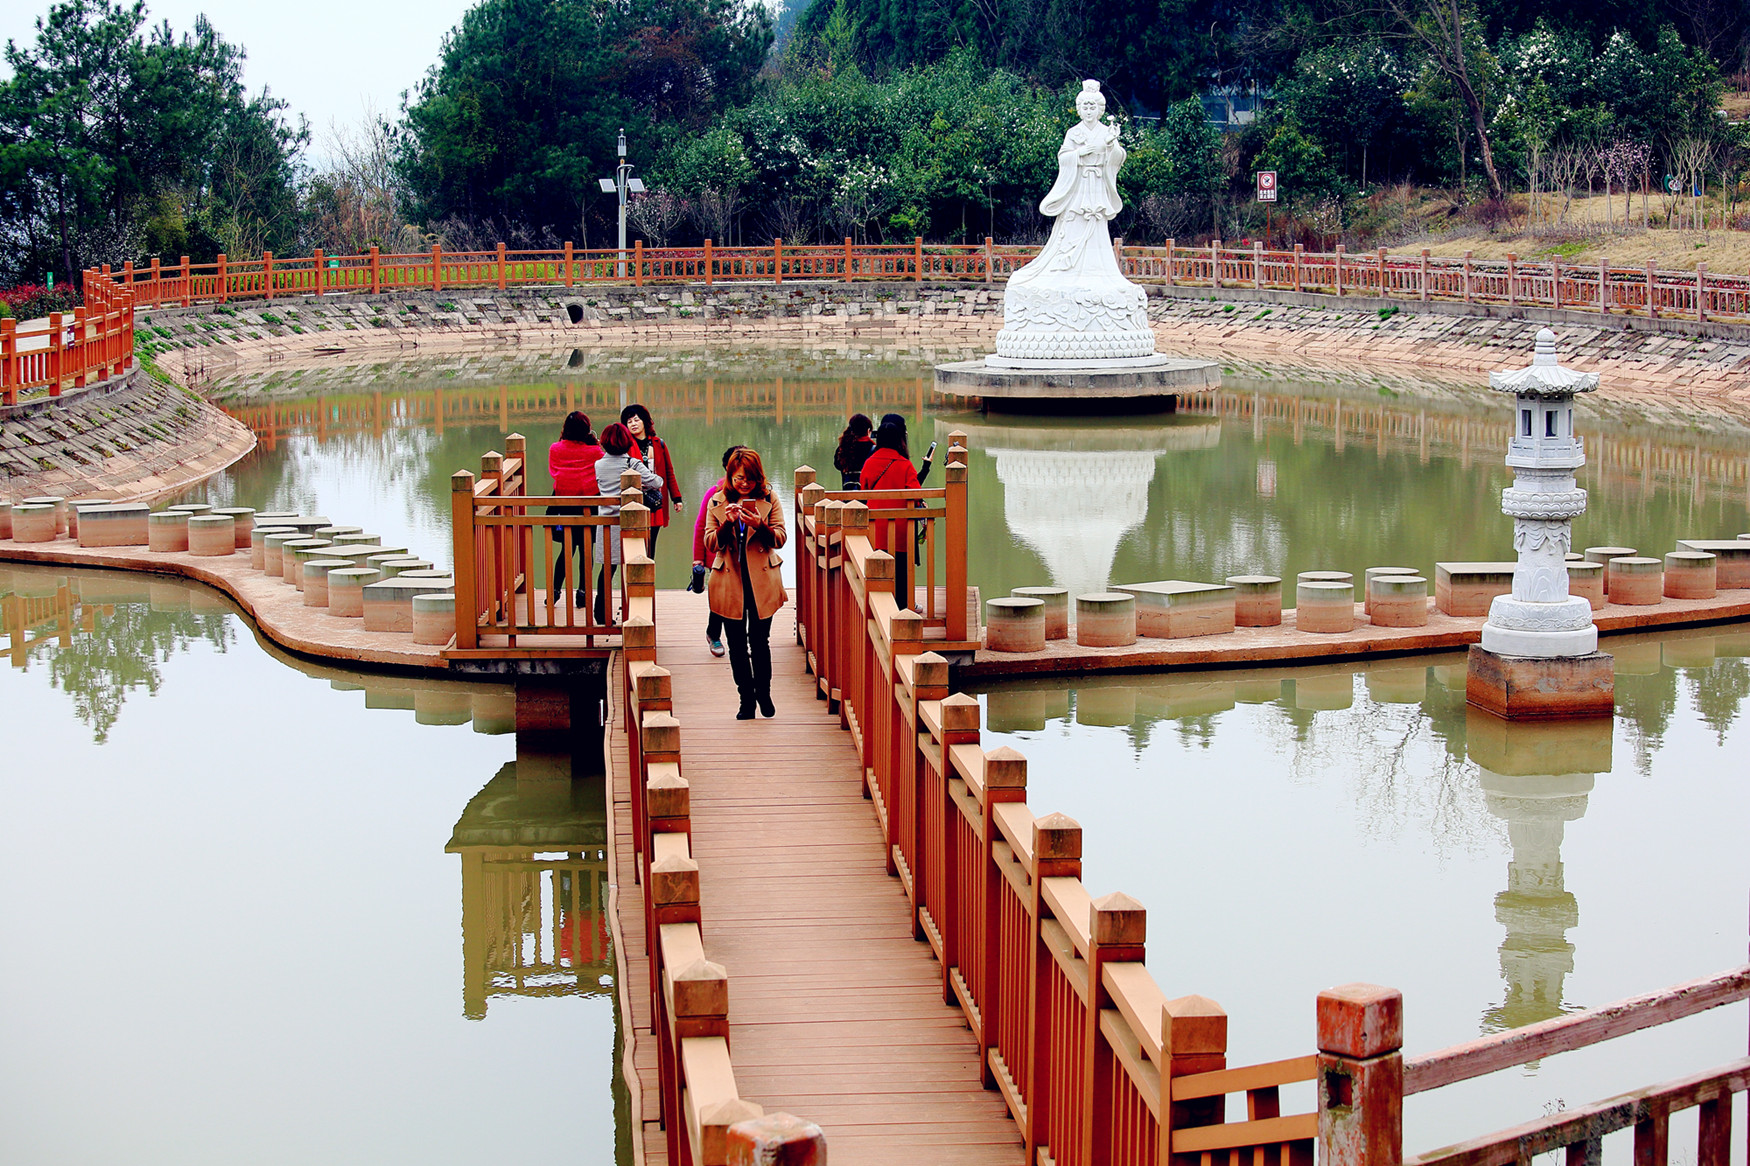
left=599, top=128, right=645, bottom=278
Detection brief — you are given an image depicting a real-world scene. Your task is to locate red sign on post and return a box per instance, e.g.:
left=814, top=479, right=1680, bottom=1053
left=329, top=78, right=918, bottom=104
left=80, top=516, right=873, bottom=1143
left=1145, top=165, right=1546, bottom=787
left=1255, top=170, right=1278, bottom=202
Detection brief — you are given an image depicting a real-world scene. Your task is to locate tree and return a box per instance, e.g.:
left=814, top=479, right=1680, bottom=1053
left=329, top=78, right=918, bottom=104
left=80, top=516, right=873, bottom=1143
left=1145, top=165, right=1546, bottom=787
left=1383, top=0, right=1505, bottom=199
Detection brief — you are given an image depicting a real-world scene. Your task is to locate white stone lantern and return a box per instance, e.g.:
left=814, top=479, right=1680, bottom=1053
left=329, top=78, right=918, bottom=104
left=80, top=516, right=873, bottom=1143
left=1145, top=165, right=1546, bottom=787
left=1479, top=329, right=1599, bottom=658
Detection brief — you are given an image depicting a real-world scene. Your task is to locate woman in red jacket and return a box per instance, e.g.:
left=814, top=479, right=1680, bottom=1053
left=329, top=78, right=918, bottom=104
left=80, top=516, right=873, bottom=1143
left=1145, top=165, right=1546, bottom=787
left=548, top=411, right=602, bottom=600
left=621, top=404, right=682, bottom=557
left=859, top=414, right=935, bottom=611
left=691, top=445, right=745, bottom=657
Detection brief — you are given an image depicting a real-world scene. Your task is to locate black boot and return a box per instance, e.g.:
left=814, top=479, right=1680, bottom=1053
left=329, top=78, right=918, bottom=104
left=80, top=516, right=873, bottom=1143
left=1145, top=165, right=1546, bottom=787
left=736, top=691, right=756, bottom=720
left=756, top=687, right=776, bottom=718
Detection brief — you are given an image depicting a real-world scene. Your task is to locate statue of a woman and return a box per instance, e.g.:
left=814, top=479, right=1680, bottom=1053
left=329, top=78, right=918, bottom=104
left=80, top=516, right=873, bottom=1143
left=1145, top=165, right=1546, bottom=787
left=991, top=80, right=1158, bottom=365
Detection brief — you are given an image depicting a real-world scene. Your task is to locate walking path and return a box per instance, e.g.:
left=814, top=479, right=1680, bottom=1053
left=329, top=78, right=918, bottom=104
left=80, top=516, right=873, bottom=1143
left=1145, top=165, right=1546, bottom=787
left=611, top=591, right=1023, bottom=1165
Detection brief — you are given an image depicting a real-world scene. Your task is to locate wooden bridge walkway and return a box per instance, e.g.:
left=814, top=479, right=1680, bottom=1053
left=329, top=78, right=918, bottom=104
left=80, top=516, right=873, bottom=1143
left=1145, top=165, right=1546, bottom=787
left=611, top=591, right=1022, bottom=1165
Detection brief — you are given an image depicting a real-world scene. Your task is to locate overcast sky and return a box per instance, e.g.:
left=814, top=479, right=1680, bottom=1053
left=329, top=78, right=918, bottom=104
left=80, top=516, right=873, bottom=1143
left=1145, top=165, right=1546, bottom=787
left=1, top=0, right=479, bottom=165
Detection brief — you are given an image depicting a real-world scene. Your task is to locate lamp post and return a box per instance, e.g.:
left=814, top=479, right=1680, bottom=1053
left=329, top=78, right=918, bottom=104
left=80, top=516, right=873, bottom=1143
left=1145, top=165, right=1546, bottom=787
left=598, top=128, right=645, bottom=279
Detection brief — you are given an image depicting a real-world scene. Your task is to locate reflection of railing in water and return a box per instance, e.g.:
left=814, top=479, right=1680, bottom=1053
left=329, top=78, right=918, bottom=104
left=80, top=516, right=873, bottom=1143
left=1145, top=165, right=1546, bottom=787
left=221, top=376, right=937, bottom=447
left=1, top=577, right=82, bottom=665
left=1181, top=388, right=1750, bottom=505
left=447, top=761, right=612, bottom=1020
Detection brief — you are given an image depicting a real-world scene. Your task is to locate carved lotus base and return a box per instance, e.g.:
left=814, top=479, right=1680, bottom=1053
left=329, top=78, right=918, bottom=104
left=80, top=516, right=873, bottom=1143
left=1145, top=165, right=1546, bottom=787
left=1466, top=646, right=1615, bottom=721
left=1480, top=595, right=1597, bottom=656
left=994, top=277, right=1155, bottom=361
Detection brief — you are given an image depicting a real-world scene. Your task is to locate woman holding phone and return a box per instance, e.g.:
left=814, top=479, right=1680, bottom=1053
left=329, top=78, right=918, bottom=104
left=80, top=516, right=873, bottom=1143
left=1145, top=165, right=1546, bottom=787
left=857, top=414, right=934, bottom=609
left=704, top=448, right=788, bottom=719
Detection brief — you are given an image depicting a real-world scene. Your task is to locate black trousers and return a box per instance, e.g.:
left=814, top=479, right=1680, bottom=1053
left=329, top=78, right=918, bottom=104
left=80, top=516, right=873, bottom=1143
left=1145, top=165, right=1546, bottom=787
left=706, top=609, right=725, bottom=640
left=722, top=607, right=772, bottom=700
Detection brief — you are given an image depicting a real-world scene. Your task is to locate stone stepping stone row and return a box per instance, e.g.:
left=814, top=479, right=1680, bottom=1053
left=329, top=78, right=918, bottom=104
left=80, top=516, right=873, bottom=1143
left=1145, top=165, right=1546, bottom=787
left=240, top=514, right=453, bottom=644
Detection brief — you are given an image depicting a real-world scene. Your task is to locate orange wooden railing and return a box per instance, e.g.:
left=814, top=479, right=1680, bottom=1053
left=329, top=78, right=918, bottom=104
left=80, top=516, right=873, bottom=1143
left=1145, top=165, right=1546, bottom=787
left=109, top=239, right=1750, bottom=323
left=790, top=443, right=1750, bottom=1166
left=1, top=267, right=136, bottom=406
left=447, top=434, right=642, bottom=653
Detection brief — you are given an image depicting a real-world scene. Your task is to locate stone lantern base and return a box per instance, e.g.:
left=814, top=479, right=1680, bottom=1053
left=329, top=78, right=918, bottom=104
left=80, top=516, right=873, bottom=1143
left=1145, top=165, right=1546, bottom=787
left=1465, top=646, right=1615, bottom=720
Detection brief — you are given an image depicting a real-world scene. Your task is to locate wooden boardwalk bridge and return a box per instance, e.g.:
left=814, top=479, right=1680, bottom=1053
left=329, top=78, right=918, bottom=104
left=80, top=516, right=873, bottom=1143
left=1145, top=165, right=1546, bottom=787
left=438, top=438, right=1750, bottom=1166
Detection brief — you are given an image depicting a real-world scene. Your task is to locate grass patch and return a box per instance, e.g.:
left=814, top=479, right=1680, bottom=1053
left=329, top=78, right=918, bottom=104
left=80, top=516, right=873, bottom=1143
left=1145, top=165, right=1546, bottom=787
left=1378, top=305, right=1400, bottom=320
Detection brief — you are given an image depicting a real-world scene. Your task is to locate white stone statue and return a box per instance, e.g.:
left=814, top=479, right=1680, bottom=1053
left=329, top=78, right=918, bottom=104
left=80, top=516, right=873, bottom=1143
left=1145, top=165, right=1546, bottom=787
left=989, top=80, right=1162, bottom=366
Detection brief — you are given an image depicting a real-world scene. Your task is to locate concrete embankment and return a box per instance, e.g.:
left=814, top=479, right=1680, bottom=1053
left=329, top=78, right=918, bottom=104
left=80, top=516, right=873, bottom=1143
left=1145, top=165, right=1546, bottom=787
left=1, top=366, right=256, bottom=503
left=142, top=281, right=1750, bottom=414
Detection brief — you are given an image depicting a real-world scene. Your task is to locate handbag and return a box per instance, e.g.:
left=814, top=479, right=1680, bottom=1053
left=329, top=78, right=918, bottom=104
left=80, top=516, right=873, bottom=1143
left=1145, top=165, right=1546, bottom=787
left=630, top=456, right=663, bottom=511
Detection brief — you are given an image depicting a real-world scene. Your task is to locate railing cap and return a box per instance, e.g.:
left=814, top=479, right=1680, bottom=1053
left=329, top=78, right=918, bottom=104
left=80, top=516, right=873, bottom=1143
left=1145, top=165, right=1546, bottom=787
left=1033, top=811, right=1082, bottom=859
left=1091, top=891, right=1146, bottom=945
left=1164, top=993, right=1228, bottom=1055
left=1317, top=983, right=1403, bottom=1058
left=890, top=609, right=924, bottom=640
left=451, top=470, right=475, bottom=492
left=865, top=550, right=894, bottom=581
left=672, top=957, right=729, bottom=1019
left=985, top=745, right=1026, bottom=789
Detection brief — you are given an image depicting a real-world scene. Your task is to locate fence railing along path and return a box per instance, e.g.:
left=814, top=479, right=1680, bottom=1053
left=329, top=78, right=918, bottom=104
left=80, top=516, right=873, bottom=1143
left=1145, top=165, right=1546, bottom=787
left=788, top=443, right=1750, bottom=1166
left=105, top=238, right=1750, bottom=324
left=1, top=267, right=136, bottom=405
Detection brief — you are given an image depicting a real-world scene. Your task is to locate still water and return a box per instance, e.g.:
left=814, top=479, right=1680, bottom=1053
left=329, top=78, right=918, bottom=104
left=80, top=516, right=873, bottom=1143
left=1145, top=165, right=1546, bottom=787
left=978, top=628, right=1750, bottom=1155
left=187, top=344, right=1750, bottom=599
left=0, top=564, right=629, bottom=1165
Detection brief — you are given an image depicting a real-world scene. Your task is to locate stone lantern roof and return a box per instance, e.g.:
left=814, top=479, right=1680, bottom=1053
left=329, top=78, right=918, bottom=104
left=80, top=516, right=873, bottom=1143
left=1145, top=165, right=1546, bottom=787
left=1488, top=329, right=1600, bottom=399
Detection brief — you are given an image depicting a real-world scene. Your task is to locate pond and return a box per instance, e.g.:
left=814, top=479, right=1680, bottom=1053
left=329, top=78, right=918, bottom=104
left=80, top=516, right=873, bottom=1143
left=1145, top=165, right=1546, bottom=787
left=187, top=344, right=1750, bottom=604
left=976, top=624, right=1750, bottom=1155
left=0, top=563, right=630, bottom=1166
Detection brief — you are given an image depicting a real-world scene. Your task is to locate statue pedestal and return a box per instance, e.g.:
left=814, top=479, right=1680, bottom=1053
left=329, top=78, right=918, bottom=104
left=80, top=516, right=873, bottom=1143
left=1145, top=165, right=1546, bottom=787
left=1465, top=645, right=1615, bottom=721
left=933, top=357, right=1219, bottom=410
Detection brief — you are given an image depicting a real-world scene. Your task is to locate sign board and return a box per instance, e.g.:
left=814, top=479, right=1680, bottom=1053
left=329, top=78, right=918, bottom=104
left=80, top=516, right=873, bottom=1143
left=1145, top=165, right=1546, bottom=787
left=1665, top=175, right=1680, bottom=194
left=1255, top=170, right=1278, bottom=202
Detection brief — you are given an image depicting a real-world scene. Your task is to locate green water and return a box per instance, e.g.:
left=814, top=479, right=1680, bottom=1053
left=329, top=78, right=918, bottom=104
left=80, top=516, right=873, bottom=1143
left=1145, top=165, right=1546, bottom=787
left=76, top=344, right=1750, bottom=1157
left=0, top=563, right=630, bottom=1165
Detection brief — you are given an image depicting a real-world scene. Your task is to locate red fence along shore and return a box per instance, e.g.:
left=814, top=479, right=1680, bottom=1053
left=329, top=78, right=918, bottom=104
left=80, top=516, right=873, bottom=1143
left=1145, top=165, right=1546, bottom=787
left=1, top=268, right=136, bottom=405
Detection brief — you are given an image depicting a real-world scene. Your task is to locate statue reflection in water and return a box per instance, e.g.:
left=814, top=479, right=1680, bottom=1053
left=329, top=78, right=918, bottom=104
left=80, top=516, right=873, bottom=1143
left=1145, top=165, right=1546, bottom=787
left=952, top=414, right=1220, bottom=601
left=446, top=743, right=613, bottom=1019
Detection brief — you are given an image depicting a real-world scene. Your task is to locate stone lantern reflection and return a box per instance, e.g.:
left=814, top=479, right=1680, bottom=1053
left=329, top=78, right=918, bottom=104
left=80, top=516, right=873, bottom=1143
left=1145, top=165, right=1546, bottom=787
left=1467, top=329, right=1613, bottom=719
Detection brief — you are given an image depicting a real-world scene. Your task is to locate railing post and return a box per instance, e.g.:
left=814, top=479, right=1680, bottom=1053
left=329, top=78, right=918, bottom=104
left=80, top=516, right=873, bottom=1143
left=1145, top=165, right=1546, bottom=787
left=563, top=240, right=575, bottom=287
left=149, top=256, right=161, bottom=307
left=1317, top=983, right=1404, bottom=1166
left=71, top=307, right=87, bottom=387
left=914, top=236, right=924, bottom=282
left=1376, top=247, right=1386, bottom=297
left=451, top=471, right=479, bottom=650
left=47, top=312, right=64, bottom=397
left=1210, top=238, right=1220, bottom=288
left=726, top=1114, right=826, bottom=1166
left=1697, top=263, right=1707, bottom=323
left=370, top=245, right=381, bottom=294
left=1165, top=237, right=1176, bottom=286
left=984, top=236, right=993, bottom=284
left=1, top=317, right=15, bottom=406
left=1553, top=259, right=1563, bottom=310
left=496, top=241, right=506, bottom=290
left=1083, top=892, right=1147, bottom=1166
left=313, top=248, right=325, bottom=296
left=1335, top=244, right=1345, bottom=296
left=264, top=251, right=275, bottom=300
left=1252, top=240, right=1264, bottom=288
left=634, top=239, right=643, bottom=287
left=945, top=436, right=969, bottom=643
left=1646, top=260, right=1658, bottom=318
left=772, top=237, right=782, bottom=285
left=432, top=243, right=443, bottom=292
left=1023, top=813, right=1081, bottom=1164
left=1164, top=993, right=1229, bottom=1147
left=1507, top=252, right=1517, bottom=306
left=1418, top=249, right=1428, bottom=303
left=1462, top=249, right=1473, bottom=303
left=1294, top=243, right=1304, bottom=292
left=1599, top=256, right=1609, bottom=314
left=704, top=239, right=714, bottom=286
left=217, top=252, right=228, bottom=302
left=179, top=255, right=191, bottom=306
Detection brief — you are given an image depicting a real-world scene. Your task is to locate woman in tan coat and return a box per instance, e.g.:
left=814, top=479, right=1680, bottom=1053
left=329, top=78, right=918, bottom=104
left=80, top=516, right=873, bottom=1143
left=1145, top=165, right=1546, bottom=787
left=704, top=448, right=788, bottom=719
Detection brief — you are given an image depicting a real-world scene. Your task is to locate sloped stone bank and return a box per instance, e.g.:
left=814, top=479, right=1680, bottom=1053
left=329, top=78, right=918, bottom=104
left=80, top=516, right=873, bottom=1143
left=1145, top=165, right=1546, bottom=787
left=137, top=280, right=1750, bottom=411
left=0, top=366, right=255, bottom=502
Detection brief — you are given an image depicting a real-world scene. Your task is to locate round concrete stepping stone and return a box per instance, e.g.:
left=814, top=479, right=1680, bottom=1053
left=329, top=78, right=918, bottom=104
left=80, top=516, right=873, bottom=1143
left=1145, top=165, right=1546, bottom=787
left=1368, top=575, right=1428, bottom=627
left=396, top=569, right=454, bottom=583
left=187, top=514, right=236, bottom=556
left=303, top=559, right=352, bottom=607
left=267, top=517, right=333, bottom=535
left=1567, top=561, right=1605, bottom=610
left=330, top=532, right=383, bottom=546
left=167, top=503, right=212, bottom=516
left=1664, top=551, right=1716, bottom=599
left=251, top=526, right=296, bottom=570
left=211, top=507, right=256, bottom=547
left=262, top=530, right=309, bottom=576
left=285, top=540, right=336, bottom=588
left=11, top=502, right=58, bottom=543
left=1295, top=580, right=1355, bottom=633
left=375, top=557, right=434, bottom=578
left=1226, top=575, right=1282, bottom=627
left=23, top=496, right=69, bottom=537
left=986, top=597, right=1047, bottom=653
left=1075, top=592, right=1136, bottom=647
left=325, top=568, right=383, bottom=618
left=313, top=526, right=364, bottom=543
left=147, top=510, right=190, bottom=552
left=412, top=592, right=456, bottom=644
left=1297, top=570, right=1353, bottom=585
left=1363, top=567, right=1418, bottom=615
left=1608, top=557, right=1663, bottom=605
left=1010, top=587, right=1068, bottom=640
left=1584, top=546, right=1636, bottom=594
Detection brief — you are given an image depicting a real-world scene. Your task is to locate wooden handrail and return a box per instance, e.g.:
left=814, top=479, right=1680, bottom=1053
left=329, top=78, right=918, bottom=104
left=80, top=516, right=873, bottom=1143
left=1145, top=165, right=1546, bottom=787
left=1404, top=964, right=1750, bottom=1094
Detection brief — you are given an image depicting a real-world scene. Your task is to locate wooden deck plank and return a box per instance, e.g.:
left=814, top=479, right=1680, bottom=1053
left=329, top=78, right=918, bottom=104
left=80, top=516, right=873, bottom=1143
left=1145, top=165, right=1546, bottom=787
left=619, top=591, right=1024, bottom=1164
